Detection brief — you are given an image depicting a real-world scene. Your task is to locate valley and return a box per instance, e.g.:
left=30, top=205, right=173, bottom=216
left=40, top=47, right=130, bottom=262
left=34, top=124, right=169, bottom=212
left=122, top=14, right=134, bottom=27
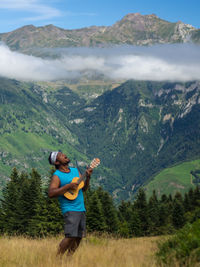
left=1, top=77, right=200, bottom=200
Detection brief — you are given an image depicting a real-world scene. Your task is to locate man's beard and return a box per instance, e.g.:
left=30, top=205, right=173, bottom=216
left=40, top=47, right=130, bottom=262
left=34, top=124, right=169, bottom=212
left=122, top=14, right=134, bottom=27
left=64, top=159, right=70, bottom=165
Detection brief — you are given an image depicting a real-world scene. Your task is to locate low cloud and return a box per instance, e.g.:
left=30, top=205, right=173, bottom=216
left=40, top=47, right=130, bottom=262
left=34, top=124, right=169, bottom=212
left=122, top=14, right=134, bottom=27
left=0, top=43, right=200, bottom=82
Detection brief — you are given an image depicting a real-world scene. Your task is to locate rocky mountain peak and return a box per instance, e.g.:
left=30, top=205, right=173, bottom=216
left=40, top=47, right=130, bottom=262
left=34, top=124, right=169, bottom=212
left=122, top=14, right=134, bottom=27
left=13, top=25, right=36, bottom=33
left=120, top=12, right=159, bottom=23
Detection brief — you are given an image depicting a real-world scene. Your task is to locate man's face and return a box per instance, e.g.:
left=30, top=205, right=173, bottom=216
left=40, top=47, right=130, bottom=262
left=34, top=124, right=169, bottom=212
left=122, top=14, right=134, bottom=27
left=56, top=152, right=70, bottom=165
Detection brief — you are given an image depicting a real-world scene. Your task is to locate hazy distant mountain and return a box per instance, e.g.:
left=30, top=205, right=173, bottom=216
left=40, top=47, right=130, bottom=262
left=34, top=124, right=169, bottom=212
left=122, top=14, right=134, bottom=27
left=0, top=13, right=198, bottom=54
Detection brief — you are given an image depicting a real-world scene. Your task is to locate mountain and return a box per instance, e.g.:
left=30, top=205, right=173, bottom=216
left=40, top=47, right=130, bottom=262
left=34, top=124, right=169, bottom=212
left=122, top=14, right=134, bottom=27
left=1, top=78, right=200, bottom=200
left=0, top=13, right=198, bottom=54
left=0, top=12, right=200, bottom=200
left=67, top=80, right=200, bottom=200
left=0, top=78, right=120, bottom=197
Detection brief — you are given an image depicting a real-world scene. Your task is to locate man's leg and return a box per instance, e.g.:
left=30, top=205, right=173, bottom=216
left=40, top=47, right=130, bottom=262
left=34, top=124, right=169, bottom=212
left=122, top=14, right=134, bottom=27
left=67, top=237, right=82, bottom=255
left=57, top=237, right=75, bottom=256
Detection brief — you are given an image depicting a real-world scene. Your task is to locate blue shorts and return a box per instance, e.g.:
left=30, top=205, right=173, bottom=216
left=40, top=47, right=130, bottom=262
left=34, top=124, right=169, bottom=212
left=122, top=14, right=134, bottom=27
left=63, top=211, right=86, bottom=238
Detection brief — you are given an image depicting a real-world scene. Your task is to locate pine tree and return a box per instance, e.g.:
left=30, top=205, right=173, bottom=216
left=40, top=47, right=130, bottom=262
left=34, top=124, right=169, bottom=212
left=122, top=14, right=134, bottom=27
left=27, top=169, right=48, bottom=237
left=174, top=192, right=183, bottom=203
left=96, top=187, right=119, bottom=234
left=188, top=188, right=195, bottom=209
left=0, top=199, right=5, bottom=233
left=1, top=168, right=21, bottom=234
left=42, top=173, right=63, bottom=236
left=193, top=186, right=200, bottom=206
left=86, top=191, right=106, bottom=232
left=118, top=200, right=132, bottom=222
left=15, top=172, right=31, bottom=234
left=129, top=207, right=142, bottom=237
left=44, top=193, right=63, bottom=236
left=159, top=193, right=171, bottom=228
left=148, top=190, right=160, bottom=234
left=172, top=199, right=185, bottom=229
left=183, top=192, right=191, bottom=212
left=133, top=188, right=149, bottom=235
left=28, top=196, right=49, bottom=237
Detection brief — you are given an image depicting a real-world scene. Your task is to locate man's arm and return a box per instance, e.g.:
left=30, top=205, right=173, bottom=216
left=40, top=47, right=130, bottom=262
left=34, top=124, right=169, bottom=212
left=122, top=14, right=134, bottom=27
left=48, top=175, right=78, bottom=198
left=82, top=167, right=93, bottom=192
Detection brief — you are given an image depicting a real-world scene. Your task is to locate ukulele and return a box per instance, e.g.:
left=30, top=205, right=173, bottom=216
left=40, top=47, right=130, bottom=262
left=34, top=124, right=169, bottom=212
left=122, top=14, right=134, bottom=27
left=64, top=158, right=100, bottom=200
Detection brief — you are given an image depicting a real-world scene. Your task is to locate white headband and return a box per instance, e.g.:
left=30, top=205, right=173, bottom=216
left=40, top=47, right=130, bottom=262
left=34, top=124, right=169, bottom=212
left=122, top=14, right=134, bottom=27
left=50, top=151, right=59, bottom=165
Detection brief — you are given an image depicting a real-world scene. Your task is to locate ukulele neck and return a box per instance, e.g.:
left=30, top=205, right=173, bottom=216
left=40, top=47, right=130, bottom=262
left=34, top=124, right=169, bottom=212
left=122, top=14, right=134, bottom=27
left=78, top=171, right=89, bottom=184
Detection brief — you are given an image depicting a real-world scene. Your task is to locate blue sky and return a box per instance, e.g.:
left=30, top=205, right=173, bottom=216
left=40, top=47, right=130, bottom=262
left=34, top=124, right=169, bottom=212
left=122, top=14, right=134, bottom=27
left=0, top=0, right=199, bottom=33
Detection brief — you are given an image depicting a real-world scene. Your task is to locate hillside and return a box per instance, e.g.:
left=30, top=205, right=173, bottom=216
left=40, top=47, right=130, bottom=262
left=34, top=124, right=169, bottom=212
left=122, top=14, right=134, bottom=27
left=0, top=13, right=198, bottom=54
left=145, top=158, right=200, bottom=198
left=0, top=78, right=115, bottom=194
left=1, top=78, right=200, bottom=200
left=67, top=80, right=200, bottom=199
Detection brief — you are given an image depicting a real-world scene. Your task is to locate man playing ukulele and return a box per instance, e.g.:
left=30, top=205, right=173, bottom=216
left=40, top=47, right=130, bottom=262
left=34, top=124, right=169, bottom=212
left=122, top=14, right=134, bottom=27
left=48, top=151, right=93, bottom=256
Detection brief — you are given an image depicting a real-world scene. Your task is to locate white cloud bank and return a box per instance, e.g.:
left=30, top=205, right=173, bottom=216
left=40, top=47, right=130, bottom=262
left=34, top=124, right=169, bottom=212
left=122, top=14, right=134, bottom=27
left=0, top=43, right=200, bottom=82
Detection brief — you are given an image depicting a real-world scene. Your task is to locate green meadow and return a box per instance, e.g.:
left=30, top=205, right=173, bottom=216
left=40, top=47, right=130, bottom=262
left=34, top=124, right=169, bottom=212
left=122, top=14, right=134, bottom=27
left=145, top=159, right=200, bottom=198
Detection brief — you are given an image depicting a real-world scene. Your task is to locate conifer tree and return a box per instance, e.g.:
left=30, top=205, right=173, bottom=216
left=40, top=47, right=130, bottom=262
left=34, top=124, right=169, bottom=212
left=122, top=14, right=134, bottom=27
left=148, top=190, right=160, bottom=234
left=44, top=193, right=63, bottom=236
left=174, top=192, right=183, bottom=203
left=1, top=168, right=21, bottom=234
left=183, top=192, right=191, bottom=212
left=133, top=188, right=149, bottom=235
left=0, top=200, right=5, bottom=233
left=27, top=169, right=49, bottom=237
left=118, top=200, right=132, bottom=222
left=86, top=191, right=106, bottom=232
left=188, top=188, right=195, bottom=209
left=96, top=187, right=119, bottom=234
left=172, top=199, right=185, bottom=229
left=42, top=173, right=63, bottom=236
left=15, top=172, right=31, bottom=234
left=193, top=186, right=200, bottom=206
left=159, top=193, right=171, bottom=228
left=28, top=195, right=49, bottom=237
left=129, top=208, right=142, bottom=237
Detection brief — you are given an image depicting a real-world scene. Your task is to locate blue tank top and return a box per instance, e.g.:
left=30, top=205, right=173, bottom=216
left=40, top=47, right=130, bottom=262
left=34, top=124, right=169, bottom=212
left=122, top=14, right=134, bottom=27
left=54, top=168, right=86, bottom=214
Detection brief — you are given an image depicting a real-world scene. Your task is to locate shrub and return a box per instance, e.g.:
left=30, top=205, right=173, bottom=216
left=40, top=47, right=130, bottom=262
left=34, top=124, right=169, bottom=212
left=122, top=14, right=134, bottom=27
left=156, top=219, right=200, bottom=266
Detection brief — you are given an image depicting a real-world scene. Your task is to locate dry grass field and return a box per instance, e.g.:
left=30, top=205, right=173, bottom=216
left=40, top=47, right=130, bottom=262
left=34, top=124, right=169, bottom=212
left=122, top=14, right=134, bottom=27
left=0, top=235, right=161, bottom=267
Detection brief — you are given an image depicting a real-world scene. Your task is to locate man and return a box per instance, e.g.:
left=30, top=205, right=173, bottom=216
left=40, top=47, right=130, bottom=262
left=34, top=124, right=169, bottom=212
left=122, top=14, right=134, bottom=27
left=48, top=151, right=92, bottom=256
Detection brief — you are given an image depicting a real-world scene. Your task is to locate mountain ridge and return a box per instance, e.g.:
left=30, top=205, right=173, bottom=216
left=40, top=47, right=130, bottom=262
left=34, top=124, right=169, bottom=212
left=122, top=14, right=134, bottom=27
left=0, top=13, right=199, bottom=53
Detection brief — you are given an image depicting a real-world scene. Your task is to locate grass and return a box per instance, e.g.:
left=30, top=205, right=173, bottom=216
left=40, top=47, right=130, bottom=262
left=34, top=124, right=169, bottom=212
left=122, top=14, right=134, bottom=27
left=145, top=159, right=200, bottom=198
left=0, top=235, right=160, bottom=267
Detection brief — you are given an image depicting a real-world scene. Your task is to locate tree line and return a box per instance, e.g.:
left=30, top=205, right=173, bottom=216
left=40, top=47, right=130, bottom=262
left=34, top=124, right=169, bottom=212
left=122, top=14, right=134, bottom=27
left=1, top=168, right=200, bottom=237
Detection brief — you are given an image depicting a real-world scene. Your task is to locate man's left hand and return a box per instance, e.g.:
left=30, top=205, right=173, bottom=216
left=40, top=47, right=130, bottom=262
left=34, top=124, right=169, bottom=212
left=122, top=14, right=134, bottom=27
left=86, top=167, right=93, bottom=177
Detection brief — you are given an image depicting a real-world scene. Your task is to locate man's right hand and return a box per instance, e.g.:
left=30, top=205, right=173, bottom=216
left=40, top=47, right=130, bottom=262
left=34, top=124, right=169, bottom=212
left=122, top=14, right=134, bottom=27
left=68, top=182, right=79, bottom=190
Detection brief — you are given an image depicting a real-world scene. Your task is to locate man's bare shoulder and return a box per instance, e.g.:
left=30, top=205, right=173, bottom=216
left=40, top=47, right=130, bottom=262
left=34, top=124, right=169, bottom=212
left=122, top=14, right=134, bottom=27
left=49, top=175, right=60, bottom=189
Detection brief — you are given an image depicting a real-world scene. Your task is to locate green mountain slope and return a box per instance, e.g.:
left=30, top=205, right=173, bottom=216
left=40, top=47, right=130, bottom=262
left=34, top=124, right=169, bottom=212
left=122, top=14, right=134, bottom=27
left=144, top=159, right=200, bottom=198
left=0, top=78, right=120, bottom=197
left=0, top=78, right=84, bottom=190
left=68, top=80, right=200, bottom=199
left=1, top=78, right=200, bottom=201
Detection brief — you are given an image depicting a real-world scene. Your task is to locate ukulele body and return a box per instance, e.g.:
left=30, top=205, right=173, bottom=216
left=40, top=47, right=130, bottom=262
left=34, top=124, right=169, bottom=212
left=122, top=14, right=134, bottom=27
left=64, top=177, right=84, bottom=200
left=64, top=158, right=100, bottom=200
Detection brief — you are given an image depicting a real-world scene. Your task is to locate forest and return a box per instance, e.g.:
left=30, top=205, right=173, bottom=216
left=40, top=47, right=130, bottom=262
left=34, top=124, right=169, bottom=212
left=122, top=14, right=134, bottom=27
left=1, top=168, right=200, bottom=238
